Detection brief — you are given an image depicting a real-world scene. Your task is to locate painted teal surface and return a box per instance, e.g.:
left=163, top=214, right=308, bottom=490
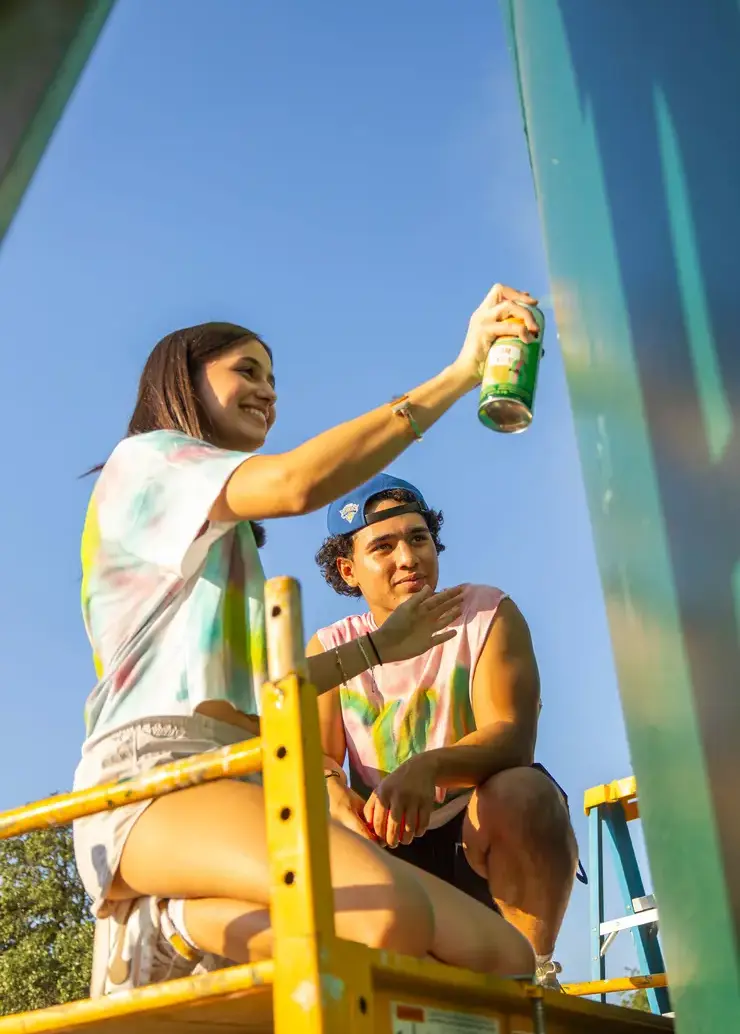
left=500, top=2, right=740, bottom=1030
left=654, top=90, right=732, bottom=464
left=0, top=0, right=115, bottom=246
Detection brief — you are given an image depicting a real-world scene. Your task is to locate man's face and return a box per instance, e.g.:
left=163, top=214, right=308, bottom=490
left=337, top=497, right=440, bottom=611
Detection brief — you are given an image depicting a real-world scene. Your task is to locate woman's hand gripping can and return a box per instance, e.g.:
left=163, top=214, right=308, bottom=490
left=477, top=303, right=545, bottom=434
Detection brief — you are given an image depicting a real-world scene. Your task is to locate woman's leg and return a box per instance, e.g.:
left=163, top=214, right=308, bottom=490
left=115, top=778, right=433, bottom=959
left=177, top=889, right=533, bottom=977
left=182, top=898, right=273, bottom=963
left=409, top=865, right=535, bottom=976
left=170, top=879, right=534, bottom=977
left=115, top=778, right=532, bottom=975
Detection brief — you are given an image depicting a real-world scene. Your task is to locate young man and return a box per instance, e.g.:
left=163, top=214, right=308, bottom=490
left=308, top=474, right=581, bottom=988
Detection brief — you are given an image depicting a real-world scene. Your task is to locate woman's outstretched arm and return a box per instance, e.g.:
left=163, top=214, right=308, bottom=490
left=210, top=284, right=538, bottom=522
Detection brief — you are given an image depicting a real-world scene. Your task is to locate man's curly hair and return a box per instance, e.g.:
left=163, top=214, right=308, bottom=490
left=315, top=488, right=445, bottom=597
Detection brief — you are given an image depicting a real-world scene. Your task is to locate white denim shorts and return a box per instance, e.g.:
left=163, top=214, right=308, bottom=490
left=72, top=714, right=261, bottom=918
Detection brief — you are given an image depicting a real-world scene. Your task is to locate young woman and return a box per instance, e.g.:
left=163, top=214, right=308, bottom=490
left=73, top=284, right=540, bottom=994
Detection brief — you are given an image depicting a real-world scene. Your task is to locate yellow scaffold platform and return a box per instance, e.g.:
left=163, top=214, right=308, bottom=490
left=0, top=577, right=673, bottom=1033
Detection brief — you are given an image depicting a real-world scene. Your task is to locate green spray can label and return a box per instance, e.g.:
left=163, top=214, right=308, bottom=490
left=477, top=303, right=545, bottom=434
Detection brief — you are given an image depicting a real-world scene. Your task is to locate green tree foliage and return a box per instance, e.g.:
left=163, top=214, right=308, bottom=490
left=0, top=823, right=93, bottom=1015
left=620, top=967, right=651, bottom=1012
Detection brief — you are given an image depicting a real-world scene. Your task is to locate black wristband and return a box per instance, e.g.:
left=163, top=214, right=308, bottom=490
left=366, top=632, right=383, bottom=666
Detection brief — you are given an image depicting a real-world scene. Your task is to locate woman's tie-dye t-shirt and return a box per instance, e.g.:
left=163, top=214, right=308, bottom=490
left=81, top=430, right=267, bottom=745
left=315, top=584, right=506, bottom=828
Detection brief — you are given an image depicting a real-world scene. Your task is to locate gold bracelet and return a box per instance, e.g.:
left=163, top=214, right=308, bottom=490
left=391, top=394, right=423, bottom=442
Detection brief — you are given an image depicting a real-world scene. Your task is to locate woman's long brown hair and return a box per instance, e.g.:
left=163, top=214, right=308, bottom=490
left=92, top=322, right=272, bottom=547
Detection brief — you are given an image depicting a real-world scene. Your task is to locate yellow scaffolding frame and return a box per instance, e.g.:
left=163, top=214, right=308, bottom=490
left=0, top=577, right=673, bottom=1032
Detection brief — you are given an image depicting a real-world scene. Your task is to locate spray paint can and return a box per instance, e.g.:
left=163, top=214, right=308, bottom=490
left=477, top=303, right=545, bottom=434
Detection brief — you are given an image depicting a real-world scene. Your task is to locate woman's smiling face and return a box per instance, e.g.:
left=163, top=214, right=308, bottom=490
left=198, top=338, right=277, bottom=451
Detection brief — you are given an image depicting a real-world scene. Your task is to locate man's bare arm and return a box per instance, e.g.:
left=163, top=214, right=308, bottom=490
left=424, top=598, right=540, bottom=788
left=306, top=633, right=348, bottom=771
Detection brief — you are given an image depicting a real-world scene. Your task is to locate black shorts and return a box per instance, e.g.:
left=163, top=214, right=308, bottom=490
left=391, top=806, right=497, bottom=910
left=389, top=763, right=583, bottom=908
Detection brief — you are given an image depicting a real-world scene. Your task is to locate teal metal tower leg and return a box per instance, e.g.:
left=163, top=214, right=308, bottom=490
left=0, top=0, right=115, bottom=247
left=500, top=2, right=740, bottom=1031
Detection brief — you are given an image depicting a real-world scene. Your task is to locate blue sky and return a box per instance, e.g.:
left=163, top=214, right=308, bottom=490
left=0, top=0, right=646, bottom=987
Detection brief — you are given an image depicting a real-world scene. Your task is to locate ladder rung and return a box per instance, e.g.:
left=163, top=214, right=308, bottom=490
left=601, top=908, right=659, bottom=935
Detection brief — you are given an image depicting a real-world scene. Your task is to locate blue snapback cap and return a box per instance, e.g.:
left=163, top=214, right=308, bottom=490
left=327, top=473, right=428, bottom=536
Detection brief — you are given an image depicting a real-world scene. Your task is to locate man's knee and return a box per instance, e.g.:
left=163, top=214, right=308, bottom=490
left=475, top=766, right=577, bottom=861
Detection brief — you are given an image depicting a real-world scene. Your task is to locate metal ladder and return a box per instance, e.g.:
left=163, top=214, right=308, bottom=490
left=584, top=777, right=671, bottom=1016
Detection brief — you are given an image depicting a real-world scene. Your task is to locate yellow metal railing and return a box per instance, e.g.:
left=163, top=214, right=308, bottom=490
left=0, top=577, right=673, bottom=1033
left=564, top=974, right=669, bottom=998
left=0, top=740, right=263, bottom=840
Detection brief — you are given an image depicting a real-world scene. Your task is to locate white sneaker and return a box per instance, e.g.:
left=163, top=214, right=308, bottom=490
left=534, top=960, right=563, bottom=991
left=90, top=897, right=212, bottom=997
